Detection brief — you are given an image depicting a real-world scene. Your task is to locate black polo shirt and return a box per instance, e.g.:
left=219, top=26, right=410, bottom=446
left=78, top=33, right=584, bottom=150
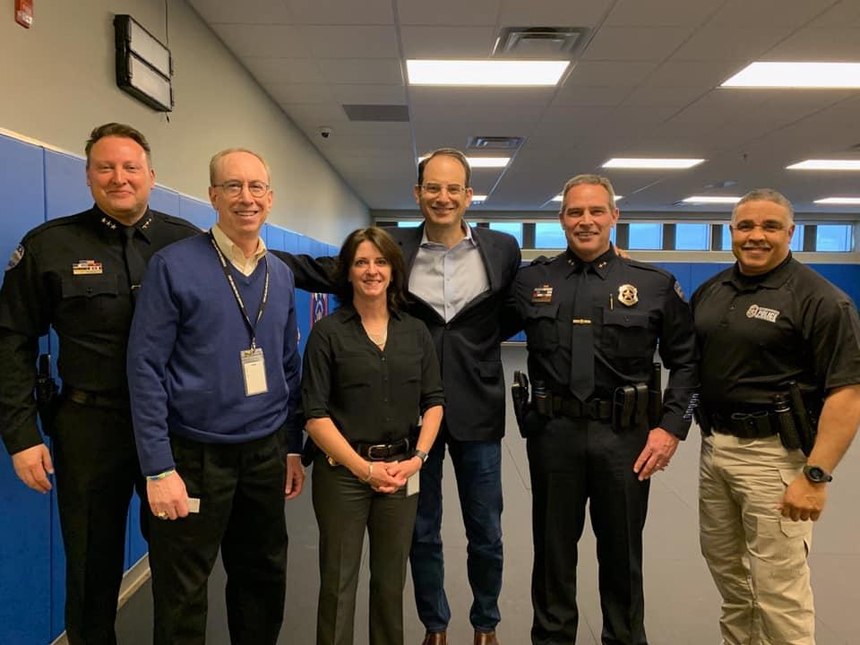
left=0, top=205, right=200, bottom=453
left=301, top=305, right=444, bottom=444
left=691, top=254, right=860, bottom=412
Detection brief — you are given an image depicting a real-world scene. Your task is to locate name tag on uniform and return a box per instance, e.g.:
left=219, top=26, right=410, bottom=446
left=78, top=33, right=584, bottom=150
left=241, top=347, right=268, bottom=396
left=531, top=285, right=553, bottom=303
left=72, top=260, right=103, bottom=275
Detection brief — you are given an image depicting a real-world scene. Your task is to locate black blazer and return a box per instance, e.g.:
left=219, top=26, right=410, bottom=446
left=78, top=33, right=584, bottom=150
left=275, top=223, right=521, bottom=441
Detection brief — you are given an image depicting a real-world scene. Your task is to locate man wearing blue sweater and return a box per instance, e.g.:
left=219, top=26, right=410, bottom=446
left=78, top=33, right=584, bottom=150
left=127, top=148, right=304, bottom=644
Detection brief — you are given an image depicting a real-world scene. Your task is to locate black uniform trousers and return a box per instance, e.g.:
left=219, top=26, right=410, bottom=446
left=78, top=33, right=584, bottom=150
left=52, top=397, right=145, bottom=645
left=312, top=452, right=418, bottom=645
left=527, top=412, right=650, bottom=645
left=148, top=432, right=288, bottom=645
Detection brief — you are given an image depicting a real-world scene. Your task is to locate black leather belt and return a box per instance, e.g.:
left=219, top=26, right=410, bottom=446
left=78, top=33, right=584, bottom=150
left=551, top=395, right=612, bottom=421
left=353, top=437, right=411, bottom=461
left=64, top=386, right=130, bottom=410
left=712, top=410, right=778, bottom=439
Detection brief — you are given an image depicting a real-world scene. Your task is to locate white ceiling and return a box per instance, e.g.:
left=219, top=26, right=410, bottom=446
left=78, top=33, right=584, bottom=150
left=188, top=0, right=860, bottom=215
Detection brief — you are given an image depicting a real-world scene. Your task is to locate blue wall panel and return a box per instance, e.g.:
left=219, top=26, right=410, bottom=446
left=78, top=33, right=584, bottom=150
left=809, top=264, right=860, bottom=307
left=44, top=151, right=90, bottom=219
left=178, top=195, right=214, bottom=230
left=149, top=186, right=181, bottom=216
left=0, top=136, right=52, bottom=644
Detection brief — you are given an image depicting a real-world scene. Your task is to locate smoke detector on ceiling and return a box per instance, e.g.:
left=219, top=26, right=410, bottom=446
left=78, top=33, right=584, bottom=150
left=493, top=26, right=589, bottom=59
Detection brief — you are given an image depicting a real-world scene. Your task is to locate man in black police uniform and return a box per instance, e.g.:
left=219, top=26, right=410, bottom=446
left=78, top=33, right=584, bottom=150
left=0, top=123, right=199, bottom=644
left=509, top=174, right=698, bottom=644
left=692, top=188, right=860, bottom=645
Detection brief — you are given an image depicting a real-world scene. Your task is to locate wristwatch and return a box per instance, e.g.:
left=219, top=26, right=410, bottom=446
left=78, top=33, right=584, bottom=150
left=413, top=449, right=429, bottom=464
left=803, top=465, right=833, bottom=484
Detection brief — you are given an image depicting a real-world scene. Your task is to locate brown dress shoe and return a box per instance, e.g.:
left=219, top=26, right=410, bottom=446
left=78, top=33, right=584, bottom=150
left=421, top=632, right=447, bottom=645
left=474, top=630, right=499, bottom=645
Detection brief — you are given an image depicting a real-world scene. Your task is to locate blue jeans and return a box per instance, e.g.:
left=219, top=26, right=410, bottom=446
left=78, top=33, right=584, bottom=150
left=410, top=434, right=503, bottom=633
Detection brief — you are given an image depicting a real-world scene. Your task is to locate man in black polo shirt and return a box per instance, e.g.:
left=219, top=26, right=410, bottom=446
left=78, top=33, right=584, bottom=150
left=692, top=188, right=860, bottom=645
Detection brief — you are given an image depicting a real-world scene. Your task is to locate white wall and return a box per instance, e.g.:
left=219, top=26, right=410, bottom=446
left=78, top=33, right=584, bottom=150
left=0, top=0, right=367, bottom=245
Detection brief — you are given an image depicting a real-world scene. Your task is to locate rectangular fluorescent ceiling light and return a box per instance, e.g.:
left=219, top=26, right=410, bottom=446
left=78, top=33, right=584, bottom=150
left=603, top=158, right=704, bottom=169
left=682, top=196, right=741, bottom=204
left=553, top=194, right=623, bottom=202
left=787, top=159, right=860, bottom=170
left=814, top=197, right=860, bottom=204
left=407, top=60, right=568, bottom=86
left=722, top=62, right=860, bottom=88
left=418, top=155, right=509, bottom=169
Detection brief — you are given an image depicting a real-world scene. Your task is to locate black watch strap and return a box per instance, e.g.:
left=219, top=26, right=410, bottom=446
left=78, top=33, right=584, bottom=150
left=803, top=465, right=833, bottom=483
left=414, top=449, right=429, bottom=464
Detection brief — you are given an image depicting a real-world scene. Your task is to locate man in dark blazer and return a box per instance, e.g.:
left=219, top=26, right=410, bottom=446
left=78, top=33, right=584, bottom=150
left=279, top=149, right=520, bottom=645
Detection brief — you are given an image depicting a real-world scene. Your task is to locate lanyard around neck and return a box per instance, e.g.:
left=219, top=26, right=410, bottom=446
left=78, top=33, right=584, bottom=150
left=208, top=231, right=269, bottom=348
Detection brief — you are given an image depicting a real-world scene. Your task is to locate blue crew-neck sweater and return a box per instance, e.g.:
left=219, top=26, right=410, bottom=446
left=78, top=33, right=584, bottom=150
left=127, top=234, right=302, bottom=476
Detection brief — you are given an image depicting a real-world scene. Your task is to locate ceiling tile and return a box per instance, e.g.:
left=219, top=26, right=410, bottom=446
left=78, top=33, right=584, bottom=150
left=317, top=59, right=404, bottom=84
left=566, top=61, right=658, bottom=87
left=210, top=24, right=312, bottom=57
left=709, top=0, right=841, bottom=28
left=497, top=0, right=613, bottom=28
left=671, top=25, right=794, bottom=62
left=399, top=26, right=498, bottom=58
left=763, top=27, right=860, bottom=59
left=267, top=83, right=334, bottom=104
left=605, top=0, right=723, bottom=27
left=300, top=26, right=399, bottom=58
left=408, top=86, right=556, bottom=107
left=243, top=57, right=326, bottom=84
left=189, top=0, right=291, bottom=24
left=285, top=0, right=394, bottom=25
left=551, top=85, right=631, bottom=107
left=332, top=84, right=407, bottom=105
left=622, top=84, right=709, bottom=107
left=581, top=26, right=695, bottom=62
left=396, top=0, right=501, bottom=26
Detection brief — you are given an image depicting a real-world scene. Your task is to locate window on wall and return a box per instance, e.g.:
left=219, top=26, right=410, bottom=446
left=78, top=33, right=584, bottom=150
left=789, top=224, right=804, bottom=252
left=815, top=224, right=854, bottom=252
left=534, top=222, right=566, bottom=248
left=675, top=223, right=710, bottom=250
left=628, top=223, right=663, bottom=250
left=489, top=222, right=523, bottom=247
left=397, top=221, right=421, bottom=228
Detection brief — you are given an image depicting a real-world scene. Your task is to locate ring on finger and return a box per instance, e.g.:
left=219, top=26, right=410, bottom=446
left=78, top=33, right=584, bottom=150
left=157, top=511, right=168, bottom=520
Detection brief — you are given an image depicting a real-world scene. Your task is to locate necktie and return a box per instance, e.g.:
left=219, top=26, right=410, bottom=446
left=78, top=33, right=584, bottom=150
left=121, top=226, right=146, bottom=304
left=569, top=265, right=594, bottom=402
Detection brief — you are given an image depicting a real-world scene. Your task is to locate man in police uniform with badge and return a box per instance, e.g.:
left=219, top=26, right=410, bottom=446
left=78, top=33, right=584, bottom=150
left=0, top=123, right=200, bottom=644
left=692, top=188, right=860, bottom=645
left=127, top=148, right=304, bottom=644
left=509, top=174, right=698, bottom=644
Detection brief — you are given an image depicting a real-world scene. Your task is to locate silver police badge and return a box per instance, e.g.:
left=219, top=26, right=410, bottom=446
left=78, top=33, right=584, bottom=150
left=617, top=284, right=638, bottom=307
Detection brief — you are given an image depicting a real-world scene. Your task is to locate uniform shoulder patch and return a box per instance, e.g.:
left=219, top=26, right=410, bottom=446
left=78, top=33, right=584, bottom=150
left=6, top=244, right=24, bottom=271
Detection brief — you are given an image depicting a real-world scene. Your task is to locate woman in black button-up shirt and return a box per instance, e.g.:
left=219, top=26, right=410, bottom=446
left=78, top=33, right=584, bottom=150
left=301, top=227, right=444, bottom=645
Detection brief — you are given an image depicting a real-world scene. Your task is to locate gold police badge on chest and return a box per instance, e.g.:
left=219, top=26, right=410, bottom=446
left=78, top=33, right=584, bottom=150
left=617, top=284, right=638, bottom=307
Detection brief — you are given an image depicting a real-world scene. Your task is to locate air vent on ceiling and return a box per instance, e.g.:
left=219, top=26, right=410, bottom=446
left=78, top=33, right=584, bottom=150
left=342, top=104, right=409, bottom=122
left=493, top=26, right=589, bottom=59
left=467, top=136, right=524, bottom=151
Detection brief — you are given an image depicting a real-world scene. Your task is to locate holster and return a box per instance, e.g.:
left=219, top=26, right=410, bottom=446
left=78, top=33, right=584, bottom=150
left=35, top=354, right=59, bottom=437
left=511, top=371, right=530, bottom=437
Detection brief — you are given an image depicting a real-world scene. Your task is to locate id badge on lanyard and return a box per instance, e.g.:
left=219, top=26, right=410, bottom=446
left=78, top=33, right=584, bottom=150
left=241, top=347, right=268, bottom=396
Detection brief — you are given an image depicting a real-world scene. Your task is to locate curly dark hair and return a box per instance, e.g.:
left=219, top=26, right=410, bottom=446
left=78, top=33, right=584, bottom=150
left=335, top=227, right=407, bottom=311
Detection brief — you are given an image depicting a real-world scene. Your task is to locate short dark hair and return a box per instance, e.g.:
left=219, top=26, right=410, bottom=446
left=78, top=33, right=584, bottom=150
left=335, top=227, right=407, bottom=311
left=732, top=188, right=794, bottom=224
left=417, top=148, right=471, bottom=187
left=85, top=123, right=152, bottom=168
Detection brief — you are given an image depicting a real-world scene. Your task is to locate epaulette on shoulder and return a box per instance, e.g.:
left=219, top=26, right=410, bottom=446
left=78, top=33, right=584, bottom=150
left=21, top=211, right=88, bottom=244
left=529, top=254, right=556, bottom=266
left=622, top=257, right=672, bottom=278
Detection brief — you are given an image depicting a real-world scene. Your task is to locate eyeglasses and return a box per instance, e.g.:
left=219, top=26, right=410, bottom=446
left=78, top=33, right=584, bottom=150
left=419, top=183, right=467, bottom=197
left=213, top=181, right=270, bottom=198
left=731, top=221, right=787, bottom=234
